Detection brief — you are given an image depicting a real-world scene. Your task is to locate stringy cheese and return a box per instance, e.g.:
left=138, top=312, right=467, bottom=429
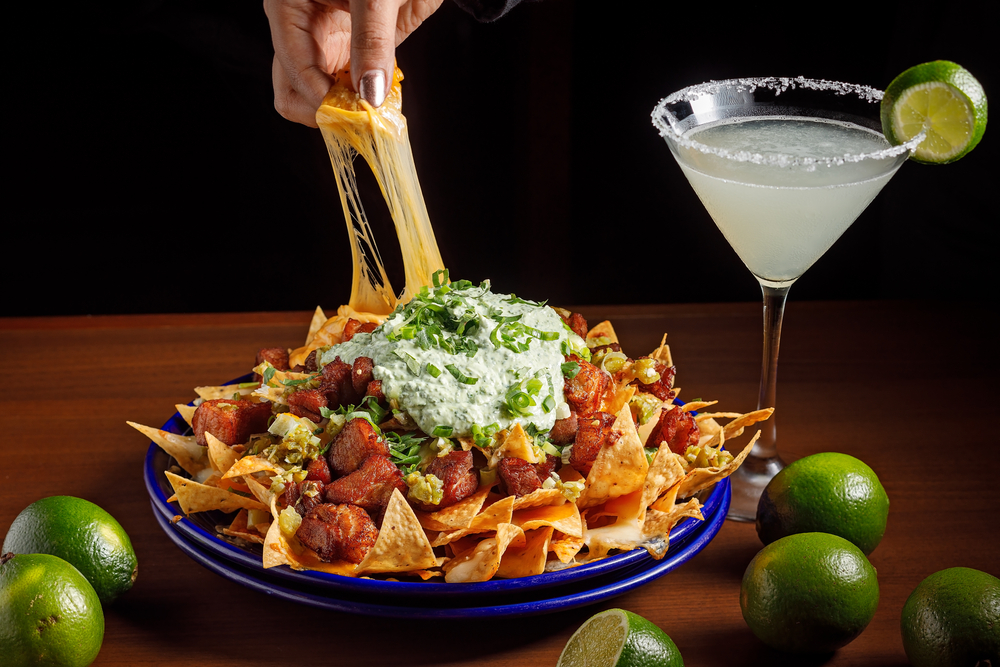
left=291, top=67, right=445, bottom=366
left=316, top=67, right=444, bottom=314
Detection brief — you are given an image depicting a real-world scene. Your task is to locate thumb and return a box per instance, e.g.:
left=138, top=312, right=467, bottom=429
left=349, top=1, right=399, bottom=107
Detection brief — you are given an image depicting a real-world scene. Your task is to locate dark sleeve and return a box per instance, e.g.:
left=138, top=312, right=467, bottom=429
left=451, top=0, right=528, bottom=22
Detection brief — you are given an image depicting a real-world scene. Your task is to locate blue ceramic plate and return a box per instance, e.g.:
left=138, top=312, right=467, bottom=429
left=151, top=482, right=730, bottom=618
left=143, top=378, right=727, bottom=600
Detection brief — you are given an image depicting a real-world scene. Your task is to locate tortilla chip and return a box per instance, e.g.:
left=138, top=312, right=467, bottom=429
left=175, top=404, right=197, bottom=427
left=205, top=432, right=240, bottom=476
left=416, top=483, right=491, bottom=531
left=194, top=384, right=256, bottom=401
left=583, top=487, right=646, bottom=560
left=429, top=494, right=516, bottom=547
left=129, top=421, right=208, bottom=476
left=496, top=526, right=553, bottom=579
left=243, top=474, right=275, bottom=507
left=550, top=533, right=586, bottom=563
left=650, top=333, right=672, bottom=365
left=512, top=488, right=568, bottom=510
left=222, top=510, right=266, bottom=544
left=681, top=400, right=719, bottom=413
left=164, top=471, right=267, bottom=514
left=677, top=430, right=760, bottom=499
left=602, top=382, right=636, bottom=418
left=289, top=305, right=387, bottom=368
left=305, top=306, right=328, bottom=344
left=489, top=423, right=538, bottom=466
left=443, top=523, right=526, bottom=583
left=643, top=499, right=704, bottom=542
left=640, top=444, right=687, bottom=511
left=650, top=480, right=681, bottom=513
left=577, top=405, right=649, bottom=509
left=586, top=320, right=618, bottom=344
left=221, top=455, right=285, bottom=480
left=356, top=488, right=439, bottom=574
left=514, top=501, right=583, bottom=538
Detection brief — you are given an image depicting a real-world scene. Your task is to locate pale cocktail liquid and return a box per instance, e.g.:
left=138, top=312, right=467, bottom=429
left=673, top=117, right=902, bottom=284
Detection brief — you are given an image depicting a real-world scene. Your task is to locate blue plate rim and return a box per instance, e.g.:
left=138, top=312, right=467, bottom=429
left=151, top=482, right=730, bottom=618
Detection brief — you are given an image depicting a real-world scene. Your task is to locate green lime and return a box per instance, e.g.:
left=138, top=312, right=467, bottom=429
left=756, top=452, right=888, bottom=555
left=2, top=497, right=138, bottom=604
left=557, top=608, right=684, bottom=667
left=881, top=60, right=987, bottom=164
left=0, top=552, right=105, bottom=667
left=901, top=567, right=1000, bottom=667
left=741, top=532, right=879, bottom=653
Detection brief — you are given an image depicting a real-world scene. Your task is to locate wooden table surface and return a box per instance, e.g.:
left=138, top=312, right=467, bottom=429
left=2, top=301, right=998, bottom=666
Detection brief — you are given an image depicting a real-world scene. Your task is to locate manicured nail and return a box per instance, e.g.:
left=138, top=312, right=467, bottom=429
left=359, top=70, right=386, bottom=107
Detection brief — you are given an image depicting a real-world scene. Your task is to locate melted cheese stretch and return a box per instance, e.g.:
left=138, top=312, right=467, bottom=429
left=316, top=67, right=444, bottom=316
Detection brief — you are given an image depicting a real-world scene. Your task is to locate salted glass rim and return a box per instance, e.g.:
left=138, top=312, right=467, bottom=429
left=651, top=76, right=924, bottom=168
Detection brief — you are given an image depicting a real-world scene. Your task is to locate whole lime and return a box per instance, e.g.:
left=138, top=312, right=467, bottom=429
left=901, top=567, right=1000, bottom=667
left=756, top=452, right=888, bottom=555
left=741, top=532, right=879, bottom=653
left=0, top=552, right=105, bottom=667
left=3, top=496, right=138, bottom=604
left=557, top=608, right=683, bottom=667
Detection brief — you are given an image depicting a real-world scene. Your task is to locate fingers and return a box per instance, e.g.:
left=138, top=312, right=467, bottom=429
left=349, top=0, right=402, bottom=107
left=265, top=0, right=345, bottom=126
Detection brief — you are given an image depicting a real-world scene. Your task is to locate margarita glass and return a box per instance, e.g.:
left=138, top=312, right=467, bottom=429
left=652, top=77, right=920, bottom=521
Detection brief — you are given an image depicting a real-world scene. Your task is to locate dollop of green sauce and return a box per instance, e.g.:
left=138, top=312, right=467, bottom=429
left=318, top=278, right=579, bottom=437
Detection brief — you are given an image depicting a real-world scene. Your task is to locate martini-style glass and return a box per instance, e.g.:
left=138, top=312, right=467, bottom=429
left=652, top=77, right=920, bottom=521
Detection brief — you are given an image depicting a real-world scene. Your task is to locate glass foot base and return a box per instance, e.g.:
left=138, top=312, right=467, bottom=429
left=726, top=454, right=785, bottom=522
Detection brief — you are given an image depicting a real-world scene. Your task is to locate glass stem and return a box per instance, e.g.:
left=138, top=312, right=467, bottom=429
left=753, top=283, right=789, bottom=459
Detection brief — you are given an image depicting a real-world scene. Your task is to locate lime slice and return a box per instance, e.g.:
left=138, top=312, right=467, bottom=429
left=557, top=608, right=684, bottom=667
left=881, top=60, right=987, bottom=164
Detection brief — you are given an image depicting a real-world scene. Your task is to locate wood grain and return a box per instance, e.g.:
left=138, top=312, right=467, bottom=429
left=2, top=301, right=997, bottom=666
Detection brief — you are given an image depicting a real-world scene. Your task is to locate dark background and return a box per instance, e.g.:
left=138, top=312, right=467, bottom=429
left=10, top=0, right=994, bottom=316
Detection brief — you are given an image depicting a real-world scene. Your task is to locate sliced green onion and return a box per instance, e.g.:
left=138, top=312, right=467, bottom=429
left=446, top=364, right=478, bottom=385
left=426, top=363, right=442, bottom=378
left=431, top=425, right=454, bottom=438
left=561, top=361, right=581, bottom=379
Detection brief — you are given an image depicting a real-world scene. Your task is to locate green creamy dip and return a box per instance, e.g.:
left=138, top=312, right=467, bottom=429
left=317, top=279, right=581, bottom=437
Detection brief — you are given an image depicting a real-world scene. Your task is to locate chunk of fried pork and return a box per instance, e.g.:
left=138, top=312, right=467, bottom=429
left=327, top=417, right=390, bottom=477
left=296, top=503, right=378, bottom=563
left=192, top=399, right=272, bottom=447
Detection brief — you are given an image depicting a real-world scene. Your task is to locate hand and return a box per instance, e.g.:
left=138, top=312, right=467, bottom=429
left=264, top=0, right=445, bottom=127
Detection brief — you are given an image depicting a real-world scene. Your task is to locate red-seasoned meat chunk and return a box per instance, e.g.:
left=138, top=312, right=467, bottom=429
left=568, top=411, right=616, bottom=475
left=326, top=417, right=390, bottom=477
left=421, top=450, right=478, bottom=509
left=284, top=479, right=326, bottom=517
left=632, top=358, right=677, bottom=401
left=343, top=318, right=378, bottom=342
left=256, top=347, right=289, bottom=372
left=288, top=388, right=327, bottom=422
left=192, top=399, right=272, bottom=447
left=305, top=456, right=332, bottom=484
left=563, top=357, right=608, bottom=417
left=565, top=312, right=589, bottom=339
left=536, top=453, right=558, bottom=480
left=549, top=411, right=579, bottom=445
left=302, top=349, right=319, bottom=373
left=324, top=454, right=405, bottom=512
left=499, top=457, right=543, bottom=497
left=647, top=405, right=700, bottom=455
left=351, top=356, right=375, bottom=397
left=365, top=379, right=385, bottom=402
left=319, top=356, right=358, bottom=409
left=296, top=503, right=378, bottom=563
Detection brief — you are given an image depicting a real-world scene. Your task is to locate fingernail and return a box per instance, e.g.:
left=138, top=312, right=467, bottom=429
left=359, top=70, right=386, bottom=107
